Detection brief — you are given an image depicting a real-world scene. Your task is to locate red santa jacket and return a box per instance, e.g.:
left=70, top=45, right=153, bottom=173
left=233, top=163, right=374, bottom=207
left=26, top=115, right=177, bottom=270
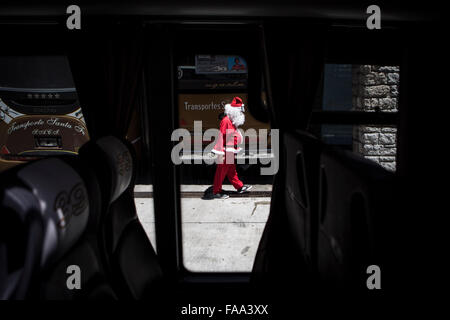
left=212, top=115, right=243, bottom=155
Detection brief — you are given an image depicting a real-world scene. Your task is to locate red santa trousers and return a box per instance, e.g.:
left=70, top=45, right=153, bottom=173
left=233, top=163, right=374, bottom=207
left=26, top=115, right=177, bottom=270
left=213, top=153, right=243, bottom=194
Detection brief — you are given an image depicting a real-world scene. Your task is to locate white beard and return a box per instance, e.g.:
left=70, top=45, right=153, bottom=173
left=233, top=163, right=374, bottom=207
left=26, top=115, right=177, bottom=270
left=224, top=104, right=245, bottom=127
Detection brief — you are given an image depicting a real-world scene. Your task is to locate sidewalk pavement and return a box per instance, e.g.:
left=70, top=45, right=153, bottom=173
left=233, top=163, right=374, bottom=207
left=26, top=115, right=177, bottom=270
left=134, top=184, right=271, bottom=272
left=134, top=184, right=273, bottom=193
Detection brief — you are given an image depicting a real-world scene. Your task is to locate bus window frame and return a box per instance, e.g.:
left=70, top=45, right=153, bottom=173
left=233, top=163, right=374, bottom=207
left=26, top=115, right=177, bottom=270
left=143, top=22, right=269, bottom=283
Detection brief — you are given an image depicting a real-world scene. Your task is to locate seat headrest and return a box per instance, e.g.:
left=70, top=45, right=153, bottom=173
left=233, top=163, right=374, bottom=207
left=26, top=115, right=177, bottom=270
left=16, top=158, right=89, bottom=267
left=79, top=136, right=134, bottom=205
left=59, top=156, right=103, bottom=234
left=1, top=185, right=42, bottom=224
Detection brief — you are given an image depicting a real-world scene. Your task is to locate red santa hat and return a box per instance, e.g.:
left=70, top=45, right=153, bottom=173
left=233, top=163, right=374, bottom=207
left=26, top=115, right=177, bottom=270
left=226, top=96, right=245, bottom=112
left=230, top=96, right=244, bottom=108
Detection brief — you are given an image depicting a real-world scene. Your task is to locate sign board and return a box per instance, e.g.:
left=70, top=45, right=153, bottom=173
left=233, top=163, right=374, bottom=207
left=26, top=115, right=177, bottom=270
left=195, top=55, right=247, bottom=74
left=178, top=93, right=270, bottom=150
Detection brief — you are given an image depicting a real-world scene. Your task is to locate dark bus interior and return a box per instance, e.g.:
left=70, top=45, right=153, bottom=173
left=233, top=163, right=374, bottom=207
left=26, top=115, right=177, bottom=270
left=0, top=0, right=445, bottom=315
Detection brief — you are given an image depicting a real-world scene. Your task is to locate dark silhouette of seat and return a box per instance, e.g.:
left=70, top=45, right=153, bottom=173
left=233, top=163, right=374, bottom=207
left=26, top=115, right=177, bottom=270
left=35, top=157, right=117, bottom=299
left=78, top=136, right=163, bottom=299
left=253, top=130, right=323, bottom=290
left=0, top=179, right=43, bottom=300
left=0, top=157, right=116, bottom=299
left=317, top=147, right=397, bottom=290
left=254, top=130, right=397, bottom=293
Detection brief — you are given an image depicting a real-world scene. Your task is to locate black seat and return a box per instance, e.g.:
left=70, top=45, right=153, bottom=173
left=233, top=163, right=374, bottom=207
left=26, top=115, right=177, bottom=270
left=254, top=130, right=395, bottom=293
left=283, top=131, right=322, bottom=275
left=252, top=130, right=322, bottom=290
left=317, top=147, right=397, bottom=290
left=79, top=136, right=163, bottom=299
left=0, top=157, right=116, bottom=299
left=34, top=157, right=117, bottom=300
left=0, top=178, right=44, bottom=300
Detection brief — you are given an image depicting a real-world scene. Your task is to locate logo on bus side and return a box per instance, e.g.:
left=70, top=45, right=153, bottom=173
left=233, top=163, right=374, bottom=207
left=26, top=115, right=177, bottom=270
left=7, top=117, right=87, bottom=136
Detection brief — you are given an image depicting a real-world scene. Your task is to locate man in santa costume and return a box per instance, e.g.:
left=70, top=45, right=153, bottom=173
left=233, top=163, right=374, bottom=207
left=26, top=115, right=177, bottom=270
left=211, top=96, right=252, bottom=199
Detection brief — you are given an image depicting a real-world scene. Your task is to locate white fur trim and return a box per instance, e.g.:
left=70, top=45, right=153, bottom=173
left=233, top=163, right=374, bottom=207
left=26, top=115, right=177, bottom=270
left=212, top=149, right=224, bottom=155
left=225, top=103, right=245, bottom=108
left=225, top=147, right=242, bottom=153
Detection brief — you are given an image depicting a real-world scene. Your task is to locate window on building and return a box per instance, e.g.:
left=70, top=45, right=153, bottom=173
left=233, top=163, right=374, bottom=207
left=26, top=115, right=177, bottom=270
left=310, top=64, right=399, bottom=172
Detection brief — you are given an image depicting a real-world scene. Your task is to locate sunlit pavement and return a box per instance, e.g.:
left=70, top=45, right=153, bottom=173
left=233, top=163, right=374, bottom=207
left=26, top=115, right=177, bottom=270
left=134, top=185, right=271, bottom=272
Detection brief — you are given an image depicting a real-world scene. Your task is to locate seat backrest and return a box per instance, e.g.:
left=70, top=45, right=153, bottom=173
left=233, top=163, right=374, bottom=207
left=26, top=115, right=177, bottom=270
left=35, top=157, right=117, bottom=300
left=79, top=136, right=133, bottom=207
left=79, top=136, right=162, bottom=299
left=252, top=130, right=323, bottom=290
left=0, top=182, right=44, bottom=300
left=15, top=158, right=90, bottom=268
left=1, top=157, right=116, bottom=299
left=317, top=147, right=396, bottom=290
left=283, top=131, right=323, bottom=273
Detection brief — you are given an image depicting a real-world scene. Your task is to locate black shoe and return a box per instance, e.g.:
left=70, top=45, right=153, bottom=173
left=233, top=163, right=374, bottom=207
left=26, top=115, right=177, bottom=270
left=212, top=192, right=229, bottom=199
left=237, top=185, right=252, bottom=194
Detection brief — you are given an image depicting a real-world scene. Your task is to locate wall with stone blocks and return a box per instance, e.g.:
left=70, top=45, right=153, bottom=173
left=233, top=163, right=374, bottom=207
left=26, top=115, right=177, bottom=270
left=352, top=65, right=399, bottom=171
